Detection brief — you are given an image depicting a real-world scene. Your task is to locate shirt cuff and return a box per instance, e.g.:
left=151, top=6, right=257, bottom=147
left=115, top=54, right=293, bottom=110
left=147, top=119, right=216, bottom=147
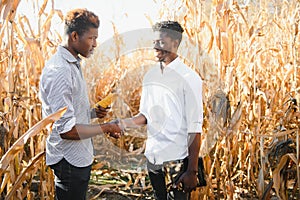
left=90, top=108, right=96, bottom=119
left=54, top=117, right=76, bottom=134
left=187, top=122, right=202, bottom=133
left=139, top=110, right=149, bottom=122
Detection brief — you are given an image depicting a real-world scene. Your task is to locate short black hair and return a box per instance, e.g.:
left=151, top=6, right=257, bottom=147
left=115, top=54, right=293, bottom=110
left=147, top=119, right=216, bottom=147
left=152, top=21, right=184, bottom=43
left=64, top=8, right=100, bottom=36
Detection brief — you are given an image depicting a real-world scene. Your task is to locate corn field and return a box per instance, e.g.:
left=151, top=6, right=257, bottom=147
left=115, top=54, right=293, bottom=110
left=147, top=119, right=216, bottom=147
left=0, top=0, right=300, bottom=199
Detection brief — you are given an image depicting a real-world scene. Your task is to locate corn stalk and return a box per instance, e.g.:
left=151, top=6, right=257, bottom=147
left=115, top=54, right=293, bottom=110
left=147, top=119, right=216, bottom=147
left=1, top=0, right=300, bottom=199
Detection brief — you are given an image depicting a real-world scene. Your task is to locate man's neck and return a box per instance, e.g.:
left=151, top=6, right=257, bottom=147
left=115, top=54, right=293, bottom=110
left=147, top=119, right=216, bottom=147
left=161, top=54, right=178, bottom=67
left=62, top=43, right=79, bottom=59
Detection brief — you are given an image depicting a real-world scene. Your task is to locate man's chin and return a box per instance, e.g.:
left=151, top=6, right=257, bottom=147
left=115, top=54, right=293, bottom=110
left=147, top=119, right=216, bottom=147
left=82, top=53, right=91, bottom=58
left=80, top=51, right=93, bottom=58
left=155, top=56, right=164, bottom=62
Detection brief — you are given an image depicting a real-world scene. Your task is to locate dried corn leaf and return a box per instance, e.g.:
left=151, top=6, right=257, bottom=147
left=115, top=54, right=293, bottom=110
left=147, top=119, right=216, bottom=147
left=5, top=152, right=45, bottom=200
left=18, top=15, right=36, bottom=39
left=53, top=9, right=64, bottom=22
left=0, top=171, right=10, bottom=194
left=1, top=0, right=20, bottom=22
left=37, top=0, right=48, bottom=16
left=0, top=107, right=67, bottom=175
left=8, top=0, right=20, bottom=21
left=1, top=0, right=13, bottom=21
left=41, top=10, right=54, bottom=41
left=227, top=29, right=234, bottom=62
left=227, top=101, right=242, bottom=134
left=200, top=21, right=214, bottom=53
left=272, top=153, right=297, bottom=197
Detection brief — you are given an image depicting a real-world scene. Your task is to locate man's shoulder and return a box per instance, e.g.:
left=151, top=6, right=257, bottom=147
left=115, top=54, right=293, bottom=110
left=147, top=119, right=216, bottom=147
left=46, top=51, right=65, bottom=65
left=144, top=63, right=160, bottom=76
left=177, top=60, right=201, bottom=80
left=45, top=46, right=75, bottom=66
left=178, top=59, right=198, bottom=76
left=42, top=53, right=71, bottom=78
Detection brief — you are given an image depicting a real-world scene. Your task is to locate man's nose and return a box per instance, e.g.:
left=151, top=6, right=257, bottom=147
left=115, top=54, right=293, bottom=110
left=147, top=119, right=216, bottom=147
left=153, top=41, right=162, bottom=50
left=93, top=39, right=97, bottom=47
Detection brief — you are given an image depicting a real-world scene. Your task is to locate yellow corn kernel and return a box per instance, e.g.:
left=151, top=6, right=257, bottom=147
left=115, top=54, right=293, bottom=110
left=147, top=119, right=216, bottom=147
left=95, top=93, right=116, bottom=108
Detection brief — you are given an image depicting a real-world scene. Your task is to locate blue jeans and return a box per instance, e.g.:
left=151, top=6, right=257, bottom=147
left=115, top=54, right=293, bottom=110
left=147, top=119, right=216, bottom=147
left=50, top=158, right=91, bottom=200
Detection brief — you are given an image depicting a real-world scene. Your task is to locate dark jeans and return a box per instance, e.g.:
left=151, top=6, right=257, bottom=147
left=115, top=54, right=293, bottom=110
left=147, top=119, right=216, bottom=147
left=147, top=159, right=189, bottom=200
left=50, top=158, right=92, bottom=200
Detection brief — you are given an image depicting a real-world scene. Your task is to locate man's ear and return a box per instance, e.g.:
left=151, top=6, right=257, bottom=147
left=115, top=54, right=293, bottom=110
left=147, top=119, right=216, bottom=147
left=70, top=31, right=78, bottom=41
left=173, top=39, right=180, bottom=48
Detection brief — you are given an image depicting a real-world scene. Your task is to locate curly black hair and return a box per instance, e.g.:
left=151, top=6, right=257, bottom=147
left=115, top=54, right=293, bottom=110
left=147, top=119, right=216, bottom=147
left=64, top=8, right=100, bottom=36
left=152, top=21, right=184, bottom=43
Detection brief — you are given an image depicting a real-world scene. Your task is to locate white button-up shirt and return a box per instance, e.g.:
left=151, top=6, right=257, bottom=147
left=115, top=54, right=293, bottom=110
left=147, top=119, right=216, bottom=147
left=39, top=46, right=93, bottom=167
left=140, top=57, right=203, bottom=165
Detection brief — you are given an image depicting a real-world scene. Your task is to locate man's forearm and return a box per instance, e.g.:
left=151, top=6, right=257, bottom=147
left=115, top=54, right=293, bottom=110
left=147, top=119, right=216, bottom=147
left=60, top=123, right=117, bottom=140
left=187, top=133, right=201, bottom=172
left=121, top=113, right=147, bottom=129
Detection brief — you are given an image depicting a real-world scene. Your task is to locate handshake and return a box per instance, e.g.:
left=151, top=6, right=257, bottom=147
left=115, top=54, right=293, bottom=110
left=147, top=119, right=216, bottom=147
left=94, top=93, right=144, bottom=139
left=101, top=119, right=126, bottom=139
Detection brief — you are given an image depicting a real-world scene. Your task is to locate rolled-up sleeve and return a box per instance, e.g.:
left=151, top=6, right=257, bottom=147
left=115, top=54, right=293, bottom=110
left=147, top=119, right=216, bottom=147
left=44, top=66, right=76, bottom=134
left=184, top=74, right=203, bottom=134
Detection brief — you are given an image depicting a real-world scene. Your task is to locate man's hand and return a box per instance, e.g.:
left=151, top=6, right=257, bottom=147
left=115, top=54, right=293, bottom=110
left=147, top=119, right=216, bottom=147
left=103, top=120, right=123, bottom=139
left=175, top=170, right=198, bottom=193
left=93, top=105, right=109, bottom=118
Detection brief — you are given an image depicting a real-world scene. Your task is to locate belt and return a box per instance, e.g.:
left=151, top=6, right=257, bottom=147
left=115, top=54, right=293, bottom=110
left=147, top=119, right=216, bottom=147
left=147, top=157, right=187, bottom=172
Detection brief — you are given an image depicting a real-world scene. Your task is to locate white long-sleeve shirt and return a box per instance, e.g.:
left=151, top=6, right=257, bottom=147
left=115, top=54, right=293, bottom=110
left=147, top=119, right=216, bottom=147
left=139, top=57, right=203, bottom=165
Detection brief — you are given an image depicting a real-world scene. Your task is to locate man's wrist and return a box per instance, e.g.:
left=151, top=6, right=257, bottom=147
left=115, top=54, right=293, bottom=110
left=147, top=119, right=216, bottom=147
left=119, top=119, right=127, bottom=131
left=186, top=170, right=198, bottom=175
left=90, top=108, right=97, bottom=118
left=99, top=123, right=108, bottom=134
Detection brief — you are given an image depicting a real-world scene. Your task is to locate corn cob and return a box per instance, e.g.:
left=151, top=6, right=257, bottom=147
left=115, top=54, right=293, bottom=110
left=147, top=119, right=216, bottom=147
left=94, top=93, right=117, bottom=108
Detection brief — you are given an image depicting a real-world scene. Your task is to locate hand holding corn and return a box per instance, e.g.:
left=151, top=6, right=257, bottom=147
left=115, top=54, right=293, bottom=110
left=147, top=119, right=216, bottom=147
left=94, top=93, right=117, bottom=108
left=93, top=93, right=117, bottom=119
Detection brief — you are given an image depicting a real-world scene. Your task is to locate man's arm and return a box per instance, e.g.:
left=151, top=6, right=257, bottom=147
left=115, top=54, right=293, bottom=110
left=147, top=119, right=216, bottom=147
left=176, top=133, right=201, bottom=193
left=187, top=133, right=201, bottom=173
left=60, top=122, right=121, bottom=140
left=119, top=113, right=147, bottom=130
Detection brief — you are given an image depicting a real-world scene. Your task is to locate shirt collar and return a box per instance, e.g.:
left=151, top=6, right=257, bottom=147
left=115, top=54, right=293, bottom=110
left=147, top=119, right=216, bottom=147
left=57, top=45, right=81, bottom=65
left=165, top=56, right=181, bottom=70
